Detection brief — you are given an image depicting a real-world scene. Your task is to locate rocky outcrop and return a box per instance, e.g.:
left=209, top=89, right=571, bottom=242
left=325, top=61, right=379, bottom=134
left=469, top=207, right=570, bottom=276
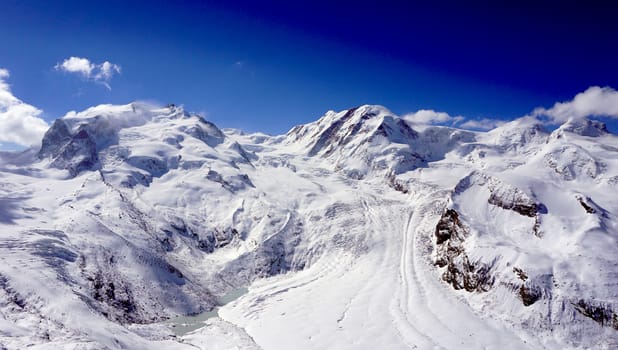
left=456, top=171, right=540, bottom=218
left=38, top=119, right=72, bottom=159
left=88, top=270, right=138, bottom=323
left=434, top=209, right=494, bottom=292
left=38, top=119, right=101, bottom=176
left=165, top=218, right=242, bottom=254
left=50, top=129, right=99, bottom=176
left=512, top=268, right=543, bottom=306
left=576, top=195, right=596, bottom=214
left=487, top=191, right=537, bottom=217
left=572, top=299, right=618, bottom=330
left=198, top=228, right=241, bottom=253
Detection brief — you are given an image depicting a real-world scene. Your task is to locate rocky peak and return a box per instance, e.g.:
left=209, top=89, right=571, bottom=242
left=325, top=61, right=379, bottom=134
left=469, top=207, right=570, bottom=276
left=38, top=119, right=72, bottom=159
left=286, top=105, right=401, bottom=156
left=283, top=105, right=426, bottom=177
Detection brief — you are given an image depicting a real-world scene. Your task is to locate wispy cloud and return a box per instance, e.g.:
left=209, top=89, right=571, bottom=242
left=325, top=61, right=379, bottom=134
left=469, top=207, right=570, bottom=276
left=533, top=86, right=618, bottom=123
left=55, top=56, right=121, bottom=90
left=459, top=118, right=506, bottom=131
left=402, top=109, right=464, bottom=126
left=401, top=109, right=506, bottom=131
left=0, top=69, right=49, bottom=147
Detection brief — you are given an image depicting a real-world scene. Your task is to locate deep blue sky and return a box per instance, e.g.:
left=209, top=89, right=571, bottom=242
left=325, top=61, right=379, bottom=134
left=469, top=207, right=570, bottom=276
left=1, top=0, right=617, bottom=134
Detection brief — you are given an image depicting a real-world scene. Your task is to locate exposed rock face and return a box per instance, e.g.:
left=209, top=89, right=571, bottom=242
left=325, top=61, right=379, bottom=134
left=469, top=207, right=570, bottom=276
left=576, top=195, right=596, bottom=214
left=38, top=119, right=72, bottom=159
left=519, top=284, right=543, bottom=306
left=573, top=300, right=618, bottom=330
left=307, top=107, right=359, bottom=157
left=435, top=209, right=461, bottom=246
left=89, top=270, right=138, bottom=323
left=164, top=218, right=241, bottom=254
left=512, top=267, right=542, bottom=306
left=487, top=191, right=537, bottom=217
left=455, top=171, right=540, bottom=218
left=50, top=129, right=99, bottom=176
left=434, top=209, right=494, bottom=292
left=180, top=119, right=225, bottom=147
left=38, top=120, right=100, bottom=176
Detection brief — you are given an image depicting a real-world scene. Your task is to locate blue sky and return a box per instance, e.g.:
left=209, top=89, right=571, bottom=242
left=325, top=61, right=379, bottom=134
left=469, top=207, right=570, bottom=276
left=1, top=0, right=618, bottom=149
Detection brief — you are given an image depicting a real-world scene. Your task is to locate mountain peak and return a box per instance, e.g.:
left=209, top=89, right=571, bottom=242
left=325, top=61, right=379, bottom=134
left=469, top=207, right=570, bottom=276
left=483, top=116, right=548, bottom=151
left=36, top=102, right=241, bottom=180
left=557, top=118, right=609, bottom=137
left=283, top=106, right=422, bottom=178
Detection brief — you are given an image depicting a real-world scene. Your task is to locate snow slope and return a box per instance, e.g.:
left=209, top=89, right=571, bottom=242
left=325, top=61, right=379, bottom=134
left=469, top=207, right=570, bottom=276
left=0, top=103, right=617, bottom=349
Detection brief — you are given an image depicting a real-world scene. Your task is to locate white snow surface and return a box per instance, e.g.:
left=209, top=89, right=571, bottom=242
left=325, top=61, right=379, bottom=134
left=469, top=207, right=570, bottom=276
left=0, top=103, right=617, bottom=349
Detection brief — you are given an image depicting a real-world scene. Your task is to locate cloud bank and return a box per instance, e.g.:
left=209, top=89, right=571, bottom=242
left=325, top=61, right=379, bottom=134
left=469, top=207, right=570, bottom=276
left=459, top=118, right=506, bottom=131
left=402, top=86, right=618, bottom=132
left=402, top=109, right=464, bottom=125
left=0, top=69, right=49, bottom=147
left=533, top=86, right=618, bottom=123
left=55, top=56, right=121, bottom=90
left=402, top=109, right=506, bottom=131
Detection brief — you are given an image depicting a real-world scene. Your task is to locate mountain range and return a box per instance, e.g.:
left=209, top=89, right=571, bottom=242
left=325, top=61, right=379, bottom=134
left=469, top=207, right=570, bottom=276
left=1, top=103, right=617, bottom=349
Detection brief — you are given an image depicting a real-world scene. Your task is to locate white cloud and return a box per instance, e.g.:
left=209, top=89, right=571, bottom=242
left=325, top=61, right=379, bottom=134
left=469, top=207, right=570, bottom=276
left=533, top=86, right=618, bottom=123
left=56, top=57, right=94, bottom=77
left=0, top=69, right=49, bottom=147
left=402, top=109, right=464, bottom=125
left=459, top=118, right=506, bottom=131
left=55, top=56, right=121, bottom=90
left=96, top=61, right=121, bottom=81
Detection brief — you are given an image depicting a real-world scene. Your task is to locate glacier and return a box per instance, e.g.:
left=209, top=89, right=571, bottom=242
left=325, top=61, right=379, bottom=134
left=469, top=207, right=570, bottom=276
left=0, top=102, right=617, bottom=349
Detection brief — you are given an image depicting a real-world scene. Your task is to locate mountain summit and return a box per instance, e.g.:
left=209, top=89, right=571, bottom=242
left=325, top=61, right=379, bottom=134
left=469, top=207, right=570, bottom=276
left=1, top=103, right=617, bottom=349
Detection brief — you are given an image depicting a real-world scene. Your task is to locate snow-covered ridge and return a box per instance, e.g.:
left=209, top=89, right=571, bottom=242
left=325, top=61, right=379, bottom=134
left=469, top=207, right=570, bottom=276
left=37, top=103, right=249, bottom=184
left=285, top=105, right=477, bottom=178
left=1, top=103, right=617, bottom=349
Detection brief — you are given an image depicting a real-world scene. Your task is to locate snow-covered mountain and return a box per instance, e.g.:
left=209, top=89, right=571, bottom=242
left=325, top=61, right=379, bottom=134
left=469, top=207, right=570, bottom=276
left=1, top=102, right=617, bottom=349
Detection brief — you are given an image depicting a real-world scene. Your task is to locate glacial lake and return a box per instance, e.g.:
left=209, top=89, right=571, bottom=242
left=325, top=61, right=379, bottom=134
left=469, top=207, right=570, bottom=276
left=167, top=287, right=248, bottom=336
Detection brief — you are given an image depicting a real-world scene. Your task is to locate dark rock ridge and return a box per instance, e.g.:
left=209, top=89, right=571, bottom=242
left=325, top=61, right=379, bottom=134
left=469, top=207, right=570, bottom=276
left=572, top=299, right=618, bottom=330
left=487, top=191, right=537, bottom=217
left=307, top=107, right=359, bottom=157
left=456, top=171, right=540, bottom=218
